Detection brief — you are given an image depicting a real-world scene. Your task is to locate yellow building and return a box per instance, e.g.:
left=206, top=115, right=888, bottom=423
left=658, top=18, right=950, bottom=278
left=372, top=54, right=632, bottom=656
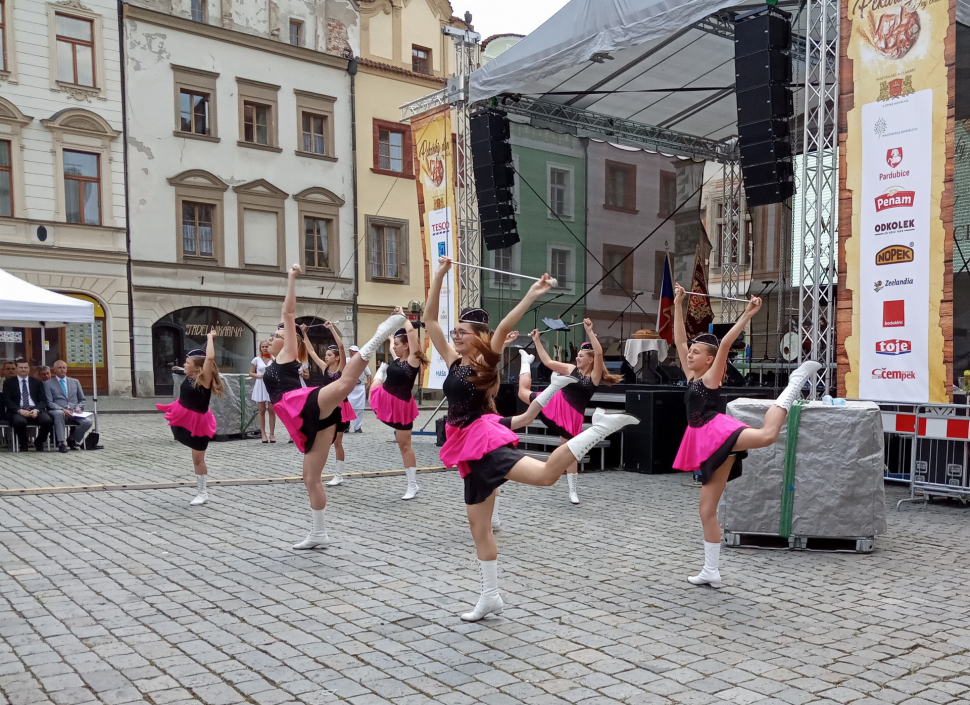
left=355, top=0, right=468, bottom=374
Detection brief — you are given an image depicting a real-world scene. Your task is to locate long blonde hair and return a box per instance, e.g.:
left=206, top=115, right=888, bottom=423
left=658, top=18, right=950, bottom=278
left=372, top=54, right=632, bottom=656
left=578, top=349, right=622, bottom=386
left=188, top=356, right=225, bottom=396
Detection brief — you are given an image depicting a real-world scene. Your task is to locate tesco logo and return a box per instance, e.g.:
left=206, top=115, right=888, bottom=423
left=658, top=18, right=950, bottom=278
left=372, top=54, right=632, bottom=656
left=871, top=368, right=916, bottom=380
left=876, top=339, right=911, bottom=356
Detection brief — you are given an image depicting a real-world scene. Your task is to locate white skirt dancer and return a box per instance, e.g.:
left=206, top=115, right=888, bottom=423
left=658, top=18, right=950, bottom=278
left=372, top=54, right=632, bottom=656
left=251, top=356, right=272, bottom=403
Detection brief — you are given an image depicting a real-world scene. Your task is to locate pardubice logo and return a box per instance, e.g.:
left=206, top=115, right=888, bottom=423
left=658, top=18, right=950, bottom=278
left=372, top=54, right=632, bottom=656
left=874, top=219, right=914, bottom=235
left=874, top=277, right=913, bottom=292
left=875, top=245, right=914, bottom=265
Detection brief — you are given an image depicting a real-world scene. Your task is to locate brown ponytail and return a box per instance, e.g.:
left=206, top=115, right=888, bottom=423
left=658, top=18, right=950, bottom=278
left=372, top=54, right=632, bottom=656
left=600, top=367, right=623, bottom=386
left=189, top=357, right=225, bottom=396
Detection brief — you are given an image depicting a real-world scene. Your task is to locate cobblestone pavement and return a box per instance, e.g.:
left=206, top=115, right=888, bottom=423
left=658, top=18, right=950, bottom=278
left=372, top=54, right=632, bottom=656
left=2, top=415, right=970, bottom=705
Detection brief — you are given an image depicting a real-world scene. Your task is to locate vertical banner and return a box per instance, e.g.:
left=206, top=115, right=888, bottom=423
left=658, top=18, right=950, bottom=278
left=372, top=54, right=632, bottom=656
left=411, top=107, right=459, bottom=389
left=845, top=0, right=949, bottom=402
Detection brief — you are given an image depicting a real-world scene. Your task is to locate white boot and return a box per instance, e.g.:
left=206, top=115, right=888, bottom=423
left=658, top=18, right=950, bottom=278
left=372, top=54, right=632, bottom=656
left=534, top=372, right=578, bottom=407
left=774, top=360, right=823, bottom=411
left=190, top=475, right=208, bottom=506
left=518, top=349, right=534, bottom=377
left=566, top=473, right=579, bottom=505
left=491, top=498, right=500, bottom=532
left=326, top=459, right=344, bottom=486
left=373, top=363, right=388, bottom=384
left=566, top=408, right=639, bottom=462
left=402, top=467, right=419, bottom=500
left=293, top=508, right=329, bottom=549
left=461, top=560, right=504, bottom=622
left=687, top=541, right=722, bottom=588
left=358, top=314, right=407, bottom=361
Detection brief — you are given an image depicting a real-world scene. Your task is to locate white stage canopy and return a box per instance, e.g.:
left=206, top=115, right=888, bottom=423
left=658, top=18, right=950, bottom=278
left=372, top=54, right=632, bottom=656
left=0, top=268, right=94, bottom=327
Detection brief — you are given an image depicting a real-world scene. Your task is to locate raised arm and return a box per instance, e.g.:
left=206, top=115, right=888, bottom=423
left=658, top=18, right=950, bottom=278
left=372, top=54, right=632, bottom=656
left=402, top=310, right=423, bottom=369
left=703, top=296, right=760, bottom=388
left=530, top=329, right=573, bottom=375
left=491, top=274, right=554, bottom=355
left=672, top=283, right=690, bottom=372
left=299, top=324, right=327, bottom=371
left=279, top=264, right=301, bottom=363
left=326, top=321, right=346, bottom=373
left=424, top=258, right=459, bottom=366
left=585, top=318, right=607, bottom=385
left=199, top=329, right=217, bottom=389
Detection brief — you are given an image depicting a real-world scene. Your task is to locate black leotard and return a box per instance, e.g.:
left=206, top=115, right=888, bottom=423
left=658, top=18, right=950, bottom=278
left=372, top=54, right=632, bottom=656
left=383, top=358, right=420, bottom=402
left=178, top=375, right=211, bottom=413
left=443, top=359, right=487, bottom=428
left=560, top=368, right=597, bottom=413
left=685, top=378, right=720, bottom=428
left=263, top=360, right=303, bottom=405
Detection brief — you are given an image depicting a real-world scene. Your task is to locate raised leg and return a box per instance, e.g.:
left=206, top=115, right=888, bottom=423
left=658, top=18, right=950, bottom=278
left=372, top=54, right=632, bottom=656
left=733, top=405, right=787, bottom=452
left=517, top=350, right=534, bottom=405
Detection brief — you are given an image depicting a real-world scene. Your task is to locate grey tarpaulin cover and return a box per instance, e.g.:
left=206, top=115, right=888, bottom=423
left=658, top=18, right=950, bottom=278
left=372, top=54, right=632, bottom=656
left=173, top=372, right=246, bottom=437
left=720, top=399, right=887, bottom=538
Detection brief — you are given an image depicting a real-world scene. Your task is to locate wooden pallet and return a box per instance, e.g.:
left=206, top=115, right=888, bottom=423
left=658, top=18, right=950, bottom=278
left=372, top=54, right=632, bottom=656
left=724, top=532, right=874, bottom=553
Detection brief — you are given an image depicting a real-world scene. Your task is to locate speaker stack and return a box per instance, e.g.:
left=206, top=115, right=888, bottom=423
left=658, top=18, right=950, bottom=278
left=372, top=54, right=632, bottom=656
left=734, top=6, right=794, bottom=208
left=470, top=108, right=519, bottom=251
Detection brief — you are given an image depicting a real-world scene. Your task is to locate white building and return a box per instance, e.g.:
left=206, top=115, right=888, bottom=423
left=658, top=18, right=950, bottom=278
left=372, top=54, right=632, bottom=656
left=0, top=0, right=131, bottom=395
left=123, top=0, right=359, bottom=395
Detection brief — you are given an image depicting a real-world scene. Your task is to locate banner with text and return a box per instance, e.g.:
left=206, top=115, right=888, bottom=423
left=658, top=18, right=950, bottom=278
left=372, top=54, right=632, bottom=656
left=411, top=107, right=459, bottom=389
left=845, top=0, right=949, bottom=403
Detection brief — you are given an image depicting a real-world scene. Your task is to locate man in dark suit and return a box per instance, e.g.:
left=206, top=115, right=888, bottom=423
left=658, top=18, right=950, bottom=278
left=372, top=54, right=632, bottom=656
left=45, top=360, right=93, bottom=452
left=3, top=358, right=54, bottom=451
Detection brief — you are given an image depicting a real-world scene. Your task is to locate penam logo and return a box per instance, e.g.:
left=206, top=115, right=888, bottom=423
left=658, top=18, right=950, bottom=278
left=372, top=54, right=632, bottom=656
left=872, top=368, right=916, bottom=380
left=875, top=245, right=914, bottom=266
left=886, top=148, right=903, bottom=168
left=876, top=339, right=912, bottom=355
left=883, top=300, right=905, bottom=327
left=875, top=187, right=915, bottom=212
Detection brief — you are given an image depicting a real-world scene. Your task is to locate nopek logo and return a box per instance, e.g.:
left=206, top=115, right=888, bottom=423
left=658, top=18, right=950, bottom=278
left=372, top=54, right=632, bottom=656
left=876, top=339, right=912, bottom=355
left=875, top=187, right=915, bottom=212
left=872, top=368, right=916, bottom=380
left=875, top=245, right=914, bottom=265
left=883, top=300, right=905, bottom=327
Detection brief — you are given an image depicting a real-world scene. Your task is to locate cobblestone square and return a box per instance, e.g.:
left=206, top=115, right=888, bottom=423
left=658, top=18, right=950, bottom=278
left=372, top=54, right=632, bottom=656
left=1, top=413, right=969, bottom=705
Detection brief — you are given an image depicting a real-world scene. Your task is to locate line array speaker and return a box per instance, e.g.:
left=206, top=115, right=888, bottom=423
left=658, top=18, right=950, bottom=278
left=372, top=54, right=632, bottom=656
left=470, top=108, right=519, bottom=251
left=734, top=6, right=795, bottom=208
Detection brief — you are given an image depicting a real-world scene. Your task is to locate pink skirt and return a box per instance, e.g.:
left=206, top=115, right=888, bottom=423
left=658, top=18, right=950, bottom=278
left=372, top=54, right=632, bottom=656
left=274, top=386, right=339, bottom=454
left=156, top=401, right=216, bottom=438
left=441, top=414, right=519, bottom=478
left=673, top=413, right=749, bottom=482
left=339, top=400, right=356, bottom=422
left=538, top=391, right=584, bottom=438
left=370, top=386, right=419, bottom=426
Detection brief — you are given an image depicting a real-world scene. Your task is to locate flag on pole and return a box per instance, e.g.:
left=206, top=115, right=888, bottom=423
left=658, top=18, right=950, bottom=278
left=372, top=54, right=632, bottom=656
left=685, top=243, right=714, bottom=338
left=657, top=252, right=675, bottom=344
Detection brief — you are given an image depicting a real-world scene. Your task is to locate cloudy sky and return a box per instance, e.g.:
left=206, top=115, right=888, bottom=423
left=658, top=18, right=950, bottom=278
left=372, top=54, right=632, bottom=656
left=452, top=0, right=570, bottom=40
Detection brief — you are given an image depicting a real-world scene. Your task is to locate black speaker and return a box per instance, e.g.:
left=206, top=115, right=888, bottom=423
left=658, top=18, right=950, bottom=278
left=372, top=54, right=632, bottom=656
left=734, top=6, right=794, bottom=208
left=470, top=109, right=519, bottom=251
left=622, top=390, right=688, bottom=474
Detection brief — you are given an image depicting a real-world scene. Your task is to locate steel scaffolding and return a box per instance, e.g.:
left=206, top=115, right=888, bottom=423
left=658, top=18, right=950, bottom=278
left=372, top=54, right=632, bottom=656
left=451, top=34, right=481, bottom=310
left=720, top=153, right=744, bottom=322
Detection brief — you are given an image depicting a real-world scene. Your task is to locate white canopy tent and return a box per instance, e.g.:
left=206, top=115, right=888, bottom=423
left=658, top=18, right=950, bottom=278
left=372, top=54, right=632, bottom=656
left=0, top=268, right=100, bottom=433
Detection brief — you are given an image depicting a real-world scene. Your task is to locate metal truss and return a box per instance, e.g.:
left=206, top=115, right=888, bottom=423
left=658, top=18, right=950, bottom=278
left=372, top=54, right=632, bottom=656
left=797, top=0, right=839, bottom=397
left=400, top=89, right=447, bottom=120
left=720, top=154, right=744, bottom=322
left=451, top=37, right=481, bottom=310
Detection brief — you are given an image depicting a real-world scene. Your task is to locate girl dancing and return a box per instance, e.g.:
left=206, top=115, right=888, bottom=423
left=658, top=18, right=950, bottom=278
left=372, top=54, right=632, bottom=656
left=249, top=339, right=276, bottom=443
left=671, top=283, right=821, bottom=588
left=427, top=257, right=639, bottom=621
left=264, top=265, right=404, bottom=549
left=369, top=308, right=428, bottom=499
left=156, top=330, right=224, bottom=506
left=315, top=325, right=355, bottom=487
left=516, top=318, right=621, bottom=504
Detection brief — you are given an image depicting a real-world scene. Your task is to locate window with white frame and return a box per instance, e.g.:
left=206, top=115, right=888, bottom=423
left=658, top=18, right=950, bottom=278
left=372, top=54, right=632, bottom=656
left=547, top=243, right=575, bottom=293
left=547, top=163, right=573, bottom=219
left=490, top=243, right=520, bottom=290
left=55, top=14, right=96, bottom=87
left=0, top=0, right=7, bottom=73
left=190, top=0, right=205, bottom=22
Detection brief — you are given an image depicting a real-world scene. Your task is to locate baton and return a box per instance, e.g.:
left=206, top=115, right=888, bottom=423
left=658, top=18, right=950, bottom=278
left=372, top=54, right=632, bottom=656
left=685, top=291, right=750, bottom=304
left=442, top=257, right=558, bottom=289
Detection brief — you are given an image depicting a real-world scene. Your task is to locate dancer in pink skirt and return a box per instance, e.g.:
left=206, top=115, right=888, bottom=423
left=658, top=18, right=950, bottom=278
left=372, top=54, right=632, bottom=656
left=156, top=329, right=223, bottom=506
left=369, top=308, right=428, bottom=499
left=264, top=264, right=405, bottom=549
left=516, top=318, right=622, bottom=505
left=427, top=257, right=640, bottom=622
left=310, top=323, right=354, bottom=488
left=670, top=283, right=821, bottom=588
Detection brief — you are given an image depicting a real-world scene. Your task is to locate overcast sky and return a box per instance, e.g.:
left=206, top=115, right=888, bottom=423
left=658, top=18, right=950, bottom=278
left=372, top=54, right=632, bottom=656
left=452, top=0, right=571, bottom=40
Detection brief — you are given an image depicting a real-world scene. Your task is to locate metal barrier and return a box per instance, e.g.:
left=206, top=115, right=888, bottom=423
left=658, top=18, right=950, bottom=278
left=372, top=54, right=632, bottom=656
left=878, top=402, right=918, bottom=484
left=895, top=403, right=970, bottom=508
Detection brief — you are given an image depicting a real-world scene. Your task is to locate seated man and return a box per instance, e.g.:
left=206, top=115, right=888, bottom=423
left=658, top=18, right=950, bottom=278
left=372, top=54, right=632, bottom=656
left=45, top=360, right=93, bottom=452
left=1, top=361, right=15, bottom=379
left=2, top=358, right=54, bottom=452
left=36, top=366, right=51, bottom=382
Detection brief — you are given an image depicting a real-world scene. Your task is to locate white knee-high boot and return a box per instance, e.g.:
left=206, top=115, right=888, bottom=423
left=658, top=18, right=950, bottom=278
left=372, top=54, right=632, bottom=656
left=774, top=360, right=823, bottom=411
left=402, top=467, right=419, bottom=500
left=190, top=475, right=208, bottom=506
left=461, top=559, right=503, bottom=622
left=688, top=541, right=722, bottom=588
left=566, top=473, right=579, bottom=505
left=566, top=409, right=639, bottom=461
left=358, top=314, right=407, bottom=361
left=535, top=372, right=577, bottom=407
left=518, top=349, right=534, bottom=377
left=293, top=508, right=329, bottom=550
left=326, top=459, right=344, bottom=486
left=373, top=363, right=388, bottom=384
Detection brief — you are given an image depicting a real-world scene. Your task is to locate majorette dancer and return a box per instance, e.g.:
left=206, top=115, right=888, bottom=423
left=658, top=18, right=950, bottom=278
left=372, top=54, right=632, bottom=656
left=516, top=318, right=621, bottom=504
left=263, top=264, right=404, bottom=549
left=670, top=283, right=821, bottom=588
left=312, top=324, right=355, bottom=488
left=369, top=308, right=429, bottom=499
left=156, top=330, right=223, bottom=506
left=426, top=257, right=639, bottom=621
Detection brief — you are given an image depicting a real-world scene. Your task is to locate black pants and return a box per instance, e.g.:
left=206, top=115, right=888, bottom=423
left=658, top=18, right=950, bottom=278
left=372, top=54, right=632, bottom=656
left=9, top=412, right=53, bottom=450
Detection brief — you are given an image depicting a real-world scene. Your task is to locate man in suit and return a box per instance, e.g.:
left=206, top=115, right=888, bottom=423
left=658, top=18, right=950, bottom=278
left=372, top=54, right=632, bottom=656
left=3, top=358, right=54, bottom=452
left=45, top=360, right=93, bottom=453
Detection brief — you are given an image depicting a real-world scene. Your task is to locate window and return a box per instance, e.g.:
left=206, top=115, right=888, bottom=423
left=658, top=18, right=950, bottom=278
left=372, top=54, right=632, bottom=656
left=0, top=140, right=11, bottom=217
left=179, top=90, right=210, bottom=136
left=305, top=217, right=330, bottom=270
left=550, top=248, right=569, bottom=288
left=243, top=102, right=269, bottom=145
left=494, top=248, right=512, bottom=285
left=234, top=179, right=287, bottom=269
left=659, top=170, right=677, bottom=218
left=371, top=224, right=399, bottom=279
left=0, top=0, right=7, bottom=73
left=605, top=160, right=637, bottom=213
left=372, top=119, right=414, bottom=178
left=602, top=245, right=633, bottom=295
left=379, top=129, right=403, bottom=172
left=190, top=0, right=205, bottom=22
left=295, top=90, right=336, bottom=161
left=654, top=251, right=670, bottom=296
left=302, top=114, right=325, bottom=155
left=55, top=14, right=95, bottom=87
left=63, top=150, right=100, bottom=225
left=547, top=163, right=574, bottom=219
left=412, top=45, right=431, bottom=75
left=289, top=20, right=302, bottom=46
left=182, top=202, right=214, bottom=257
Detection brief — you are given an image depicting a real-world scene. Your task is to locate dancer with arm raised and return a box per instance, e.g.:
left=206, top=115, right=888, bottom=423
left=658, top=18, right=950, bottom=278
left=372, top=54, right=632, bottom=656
left=264, top=265, right=404, bottom=549
left=315, top=323, right=355, bottom=487
left=427, top=257, right=639, bottom=621
left=671, top=283, right=821, bottom=588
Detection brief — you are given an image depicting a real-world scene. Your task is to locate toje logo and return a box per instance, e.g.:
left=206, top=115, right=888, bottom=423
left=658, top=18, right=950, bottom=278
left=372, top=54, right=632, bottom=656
left=876, top=339, right=912, bottom=356
left=875, top=187, right=915, bottom=211
left=875, top=245, right=914, bottom=265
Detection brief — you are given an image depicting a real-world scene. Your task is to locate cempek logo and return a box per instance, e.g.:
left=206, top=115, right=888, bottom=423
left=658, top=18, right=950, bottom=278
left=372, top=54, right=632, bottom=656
left=886, top=148, right=903, bottom=168
left=875, top=245, right=914, bottom=265
left=875, top=187, right=915, bottom=212
left=883, top=300, right=905, bottom=327
left=872, top=368, right=916, bottom=380
left=876, top=339, right=912, bottom=356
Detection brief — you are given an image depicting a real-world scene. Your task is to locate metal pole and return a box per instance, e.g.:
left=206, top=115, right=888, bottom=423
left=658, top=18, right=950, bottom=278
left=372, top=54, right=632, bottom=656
left=91, top=321, right=98, bottom=433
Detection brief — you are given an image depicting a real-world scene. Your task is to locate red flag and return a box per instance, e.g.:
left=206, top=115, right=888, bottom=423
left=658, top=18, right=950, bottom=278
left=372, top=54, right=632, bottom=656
left=686, top=244, right=714, bottom=338
left=657, top=253, right=675, bottom=344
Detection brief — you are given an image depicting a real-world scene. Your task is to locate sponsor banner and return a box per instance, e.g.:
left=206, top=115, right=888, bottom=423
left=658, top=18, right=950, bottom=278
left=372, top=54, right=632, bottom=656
left=410, top=107, right=458, bottom=389
left=844, top=0, right=949, bottom=403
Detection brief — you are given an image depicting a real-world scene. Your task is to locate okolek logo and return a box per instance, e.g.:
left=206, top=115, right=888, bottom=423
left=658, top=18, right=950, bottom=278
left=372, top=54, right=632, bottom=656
left=876, top=339, right=912, bottom=356
left=886, top=148, right=903, bottom=168
left=875, top=187, right=915, bottom=212
left=872, top=368, right=916, bottom=381
left=875, top=245, right=914, bottom=266
left=883, top=300, right=905, bottom=327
